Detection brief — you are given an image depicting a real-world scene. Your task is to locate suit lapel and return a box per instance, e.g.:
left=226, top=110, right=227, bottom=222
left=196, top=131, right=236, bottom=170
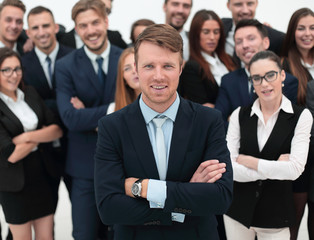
left=125, top=100, right=160, bottom=179
left=0, top=99, right=24, bottom=134
left=167, top=99, right=194, bottom=181
left=238, top=69, right=252, bottom=106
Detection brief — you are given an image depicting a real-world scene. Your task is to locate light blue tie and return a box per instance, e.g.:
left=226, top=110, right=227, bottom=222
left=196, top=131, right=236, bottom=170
left=153, top=116, right=168, bottom=180
left=46, top=56, right=53, bottom=88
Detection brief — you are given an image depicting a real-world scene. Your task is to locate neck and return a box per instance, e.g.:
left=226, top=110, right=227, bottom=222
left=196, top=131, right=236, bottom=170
left=298, top=47, right=313, bottom=65
left=0, top=36, right=15, bottom=49
left=1, top=89, right=17, bottom=101
left=40, top=41, right=57, bottom=56
left=259, top=96, right=282, bottom=117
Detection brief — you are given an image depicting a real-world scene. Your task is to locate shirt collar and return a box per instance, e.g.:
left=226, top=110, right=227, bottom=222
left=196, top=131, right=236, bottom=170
left=301, top=58, right=314, bottom=68
left=0, top=88, right=24, bottom=103
left=201, top=52, right=219, bottom=66
left=250, top=94, right=293, bottom=117
left=139, top=92, right=180, bottom=124
left=0, top=41, right=18, bottom=53
left=35, top=42, right=60, bottom=65
left=84, top=41, right=111, bottom=63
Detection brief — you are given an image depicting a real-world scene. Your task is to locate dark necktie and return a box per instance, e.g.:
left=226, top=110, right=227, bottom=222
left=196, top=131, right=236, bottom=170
left=96, top=56, right=106, bottom=87
left=46, top=56, right=53, bottom=88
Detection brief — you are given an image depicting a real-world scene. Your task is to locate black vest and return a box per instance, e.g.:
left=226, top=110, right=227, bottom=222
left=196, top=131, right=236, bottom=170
left=227, top=104, right=304, bottom=228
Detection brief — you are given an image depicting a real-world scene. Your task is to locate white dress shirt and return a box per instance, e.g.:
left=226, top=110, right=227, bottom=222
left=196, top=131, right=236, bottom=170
left=180, top=30, right=189, bottom=61
left=301, top=58, right=314, bottom=80
left=227, top=95, right=312, bottom=182
left=0, top=41, right=18, bottom=53
left=34, top=43, right=59, bottom=88
left=84, top=41, right=110, bottom=75
left=201, top=52, right=229, bottom=86
left=225, top=23, right=235, bottom=56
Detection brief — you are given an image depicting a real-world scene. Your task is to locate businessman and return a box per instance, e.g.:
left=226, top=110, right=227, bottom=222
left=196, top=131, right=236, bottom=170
left=95, top=24, right=233, bottom=240
left=55, top=0, right=122, bottom=239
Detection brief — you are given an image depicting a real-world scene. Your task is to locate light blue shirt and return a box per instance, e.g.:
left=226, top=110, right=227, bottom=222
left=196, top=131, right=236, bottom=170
left=139, top=92, right=185, bottom=223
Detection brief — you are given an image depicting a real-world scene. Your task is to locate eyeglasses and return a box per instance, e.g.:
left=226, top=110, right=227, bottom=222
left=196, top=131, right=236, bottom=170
left=249, top=70, right=279, bottom=86
left=0, top=67, right=22, bottom=77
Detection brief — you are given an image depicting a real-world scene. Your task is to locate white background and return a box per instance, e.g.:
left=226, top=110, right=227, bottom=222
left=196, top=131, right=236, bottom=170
left=15, top=0, right=314, bottom=45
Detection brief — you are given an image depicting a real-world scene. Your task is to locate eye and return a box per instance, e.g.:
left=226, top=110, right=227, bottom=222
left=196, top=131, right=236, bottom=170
left=201, top=29, right=210, bottom=35
left=251, top=75, right=261, bottom=82
left=164, top=64, right=174, bottom=69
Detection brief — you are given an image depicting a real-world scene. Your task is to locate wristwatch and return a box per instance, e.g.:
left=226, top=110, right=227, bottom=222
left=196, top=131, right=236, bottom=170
left=131, top=179, right=143, bottom=198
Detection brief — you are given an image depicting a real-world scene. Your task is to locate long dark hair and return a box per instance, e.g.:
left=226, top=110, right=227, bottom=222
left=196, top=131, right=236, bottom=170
left=0, top=47, right=24, bottom=91
left=281, top=8, right=314, bottom=105
left=189, top=9, right=235, bottom=83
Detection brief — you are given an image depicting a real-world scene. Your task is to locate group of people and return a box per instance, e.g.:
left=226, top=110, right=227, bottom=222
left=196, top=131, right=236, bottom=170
left=0, top=0, right=312, bottom=240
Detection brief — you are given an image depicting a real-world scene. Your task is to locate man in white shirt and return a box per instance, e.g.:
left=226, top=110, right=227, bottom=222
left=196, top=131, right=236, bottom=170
left=0, top=0, right=25, bottom=55
left=163, top=0, right=192, bottom=61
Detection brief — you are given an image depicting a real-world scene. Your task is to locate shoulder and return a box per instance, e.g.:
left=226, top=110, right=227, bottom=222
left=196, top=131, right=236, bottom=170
left=59, top=43, right=75, bottom=55
left=221, top=68, right=245, bottom=83
left=264, top=25, right=285, bottom=37
left=21, top=49, right=36, bottom=63
left=56, top=48, right=82, bottom=66
left=110, top=44, right=123, bottom=55
left=221, top=18, right=232, bottom=26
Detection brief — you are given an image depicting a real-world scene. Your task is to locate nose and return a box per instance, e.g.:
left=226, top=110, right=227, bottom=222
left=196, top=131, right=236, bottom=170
left=242, top=39, right=249, bottom=48
left=86, top=24, right=96, bottom=35
left=153, top=66, right=164, bottom=81
left=209, top=32, right=215, bottom=40
left=177, top=4, right=184, bottom=13
left=241, top=4, right=250, bottom=14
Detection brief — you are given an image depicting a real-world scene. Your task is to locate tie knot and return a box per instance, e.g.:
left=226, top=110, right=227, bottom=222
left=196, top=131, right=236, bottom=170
left=96, top=56, right=104, bottom=67
left=46, top=56, right=51, bottom=63
left=153, top=116, right=167, bottom=128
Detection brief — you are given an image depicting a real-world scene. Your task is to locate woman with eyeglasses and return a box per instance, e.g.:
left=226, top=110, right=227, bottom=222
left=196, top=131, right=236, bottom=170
left=281, top=8, right=314, bottom=240
left=224, top=50, right=312, bottom=239
left=0, top=47, right=62, bottom=240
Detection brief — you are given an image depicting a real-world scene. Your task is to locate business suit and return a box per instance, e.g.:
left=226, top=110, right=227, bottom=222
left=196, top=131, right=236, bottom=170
left=178, top=60, right=219, bottom=105
left=58, top=28, right=128, bottom=50
left=94, top=97, right=233, bottom=240
left=21, top=43, right=73, bottom=198
left=56, top=45, right=122, bottom=239
left=0, top=86, right=59, bottom=223
left=222, top=18, right=285, bottom=67
left=215, top=68, right=298, bottom=124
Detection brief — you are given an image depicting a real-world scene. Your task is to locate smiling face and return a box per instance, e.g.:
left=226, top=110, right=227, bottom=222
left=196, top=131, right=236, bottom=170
left=200, top=19, right=220, bottom=56
left=234, top=26, right=269, bottom=67
left=295, top=15, right=314, bottom=54
left=136, top=41, right=182, bottom=113
left=0, top=56, right=22, bottom=98
left=75, top=9, right=108, bottom=55
left=250, top=58, right=285, bottom=107
left=27, top=11, right=59, bottom=55
left=123, top=53, right=140, bottom=93
left=0, top=6, right=24, bottom=47
left=163, top=0, right=192, bottom=31
left=227, top=0, right=258, bottom=24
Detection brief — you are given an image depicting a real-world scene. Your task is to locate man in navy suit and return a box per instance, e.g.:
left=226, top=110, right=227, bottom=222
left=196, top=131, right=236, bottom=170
left=21, top=5, right=73, bottom=207
left=94, top=24, right=233, bottom=240
left=55, top=0, right=122, bottom=239
left=215, top=19, right=298, bottom=125
left=222, top=0, right=285, bottom=67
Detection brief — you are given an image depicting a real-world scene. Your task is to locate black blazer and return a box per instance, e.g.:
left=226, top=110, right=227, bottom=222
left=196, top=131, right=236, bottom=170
left=0, top=86, right=60, bottom=192
left=58, top=28, right=127, bottom=50
left=178, top=60, right=219, bottom=105
left=95, top=97, right=233, bottom=240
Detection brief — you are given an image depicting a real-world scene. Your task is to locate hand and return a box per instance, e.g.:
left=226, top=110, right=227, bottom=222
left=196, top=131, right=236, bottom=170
left=202, top=103, right=215, bottom=108
left=71, top=97, right=85, bottom=109
left=236, top=154, right=259, bottom=170
left=23, top=38, right=34, bottom=53
left=125, top=177, right=148, bottom=199
left=278, top=154, right=290, bottom=161
left=190, top=160, right=226, bottom=183
left=12, top=132, right=31, bottom=144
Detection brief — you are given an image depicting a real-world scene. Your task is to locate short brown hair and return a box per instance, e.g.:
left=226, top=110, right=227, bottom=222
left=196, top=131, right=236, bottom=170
left=134, top=24, right=183, bottom=65
left=27, top=6, right=55, bottom=22
left=0, top=0, right=26, bottom=14
left=130, top=19, right=155, bottom=44
left=72, top=0, right=107, bottom=23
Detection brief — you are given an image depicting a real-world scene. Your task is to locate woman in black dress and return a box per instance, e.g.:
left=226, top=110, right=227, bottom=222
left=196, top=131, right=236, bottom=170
left=0, top=47, right=62, bottom=240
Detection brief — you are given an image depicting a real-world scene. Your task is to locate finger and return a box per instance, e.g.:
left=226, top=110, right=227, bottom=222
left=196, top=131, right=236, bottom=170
left=202, top=167, right=226, bottom=182
left=207, top=173, right=222, bottom=183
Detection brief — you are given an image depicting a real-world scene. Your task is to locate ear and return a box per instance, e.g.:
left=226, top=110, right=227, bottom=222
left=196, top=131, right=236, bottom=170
left=227, top=1, right=231, bottom=11
left=55, top=24, right=60, bottom=34
left=163, top=3, right=167, bottom=13
left=262, top=36, right=270, bottom=50
left=280, top=69, right=286, bottom=82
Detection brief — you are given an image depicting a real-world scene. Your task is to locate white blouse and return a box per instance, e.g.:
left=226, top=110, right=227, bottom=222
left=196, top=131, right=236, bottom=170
left=227, top=95, right=313, bottom=182
left=201, top=52, right=229, bottom=86
left=0, top=89, right=38, bottom=132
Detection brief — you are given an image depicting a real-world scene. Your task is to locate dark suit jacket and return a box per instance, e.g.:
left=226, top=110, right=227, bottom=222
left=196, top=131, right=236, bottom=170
left=215, top=68, right=298, bottom=124
left=21, top=44, right=73, bottom=116
left=222, top=18, right=285, bottom=67
left=178, top=60, right=219, bottom=104
left=94, top=97, right=233, bottom=240
left=0, top=86, right=59, bottom=192
left=58, top=28, right=127, bottom=50
left=56, top=45, right=122, bottom=179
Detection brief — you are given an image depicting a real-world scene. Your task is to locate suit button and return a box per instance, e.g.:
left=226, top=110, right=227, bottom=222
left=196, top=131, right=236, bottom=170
left=179, top=208, right=183, bottom=213
left=174, top=208, right=178, bottom=212
left=156, top=221, right=161, bottom=225
left=187, top=210, right=192, bottom=214
left=256, top=191, right=260, bottom=198
left=258, top=180, right=262, bottom=186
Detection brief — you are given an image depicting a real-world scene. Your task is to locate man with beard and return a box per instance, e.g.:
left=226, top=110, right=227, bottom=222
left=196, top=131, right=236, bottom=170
left=223, top=0, right=285, bottom=67
left=163, top=0, right=192, bottom=61
left=55, top=0, right=122, bottom=239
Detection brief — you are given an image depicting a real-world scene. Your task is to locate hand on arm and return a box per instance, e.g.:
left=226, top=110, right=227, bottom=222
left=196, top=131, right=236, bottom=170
left=278, top=154, right=290, bottom=161
left=202, top=103, right=215, bottom=108
left=71, top=97, right=85, bottom=109
left=8, top=142, right=38, bottom=163
left=190, top=159, right=226, bottom=183
left=236, top=154, right=259, bottom=171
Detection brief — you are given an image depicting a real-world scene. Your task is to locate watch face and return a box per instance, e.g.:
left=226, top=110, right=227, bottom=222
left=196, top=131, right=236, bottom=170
left=131, top=184, right=139, bottom=195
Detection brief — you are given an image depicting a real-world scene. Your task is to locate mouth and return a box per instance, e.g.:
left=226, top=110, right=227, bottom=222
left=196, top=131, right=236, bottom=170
left=86, top=35, right=100, bottom=44
left=151, top=85, right=167, bottom=90
left=261, top=89, right=273, bottom=95
left=301, top=38, right=313, bottom=45
left=243, top=51, right=255, bottom=59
